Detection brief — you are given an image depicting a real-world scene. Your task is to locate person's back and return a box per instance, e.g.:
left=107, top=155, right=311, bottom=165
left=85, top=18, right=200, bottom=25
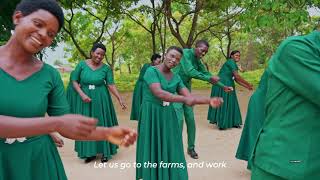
left=253, top=31, right=320, bottom=179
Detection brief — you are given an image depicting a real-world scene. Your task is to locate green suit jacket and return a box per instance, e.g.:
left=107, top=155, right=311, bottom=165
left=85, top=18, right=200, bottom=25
left=253, top=31, right=320, bottom=179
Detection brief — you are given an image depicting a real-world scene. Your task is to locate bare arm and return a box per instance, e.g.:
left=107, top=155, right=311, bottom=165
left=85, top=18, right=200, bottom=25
left=0, top=114, right=97, bottom=138
left=149, top=83, right=186, bottom=103
left=233, top=72, right=253, bottom=90
left=178, top=87, right=222, bottom=106
left=108, top=84, right=127, bottom=109
left=75, top=126, right=137, bottom=147
left=72, top=81, right=91, bottom=102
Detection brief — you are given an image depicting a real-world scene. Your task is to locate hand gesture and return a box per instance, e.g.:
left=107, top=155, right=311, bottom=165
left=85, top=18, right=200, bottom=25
left=56, top=114, right=97, bottom=139
left=248, top=84, right=253, bottom=91
left=81, top=94, right=92, bottom=103
left=209, top=97, right=223, bottom=108
left=223, top=86, right=234, bottom=92
left=210, top=76, right=220, bottom=84
left=104, top=127, right=137, bottom=147
left=50, top=133, right=64, bottom=147
left=119, top=98, right=127, bottom=110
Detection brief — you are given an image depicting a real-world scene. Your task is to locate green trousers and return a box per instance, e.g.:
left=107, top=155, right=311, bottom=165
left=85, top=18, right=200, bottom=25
left=174, top=102, right=196, bottom=150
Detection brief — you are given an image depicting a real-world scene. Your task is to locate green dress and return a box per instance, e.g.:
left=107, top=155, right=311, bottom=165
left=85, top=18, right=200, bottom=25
left=207, top=58, right=242, bottom=129
left=130, top=63, right=151, bottom=120
left=68, top=61, right=118, bottom=159
left=0, top=64, right=69, bottom=180
left=252, top=31, right=320, bottom=179
left=235, top=69, right=269, bottom=169
left=66, top=71, right=81, bottom=114
left=136, top=66, right=188, bottom=180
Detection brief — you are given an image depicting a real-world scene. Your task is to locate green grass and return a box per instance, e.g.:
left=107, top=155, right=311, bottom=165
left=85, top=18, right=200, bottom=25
left=61, top=69, right=265, bottom=92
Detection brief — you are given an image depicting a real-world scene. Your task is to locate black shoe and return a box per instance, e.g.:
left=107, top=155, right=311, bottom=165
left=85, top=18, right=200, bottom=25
left=233, top=125, right=241, bottom=129
left=187, top=149, right=199, bottom=159
left=219, top=127, right=226, bottom=130
left=84, top=156, right=96, bottom=163
left=101, top=156, right=108, bottom=163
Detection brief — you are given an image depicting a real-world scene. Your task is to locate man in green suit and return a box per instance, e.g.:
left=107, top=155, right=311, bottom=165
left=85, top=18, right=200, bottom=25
left=173, top=40, right=231, bottom=159
left=251, top=31, right=320, bottom=179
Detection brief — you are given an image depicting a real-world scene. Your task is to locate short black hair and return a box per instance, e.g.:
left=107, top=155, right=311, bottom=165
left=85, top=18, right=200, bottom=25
left=91, top=43, right=106, bottom=53
left=150, top=53, right=161, bottom=62
left=195, top=40, right=209, bottom=48
left=229, top=50, right=240, bottom=58
left=166, top=46, right=183, bottom=55
left=15, top=0, right=64, bottom=31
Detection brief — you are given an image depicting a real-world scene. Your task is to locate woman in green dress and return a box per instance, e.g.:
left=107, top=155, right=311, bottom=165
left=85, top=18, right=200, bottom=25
left=130, top=53, right=161, bottom=121
left=68, top=43, right=127, bottom=163
left=235, top=69, right=269, bottom=169
left=136, top=46, right=224, bottom=180
left=207, top=50, right=253, bottom=130
left=0, top=1, right=137, bottom=179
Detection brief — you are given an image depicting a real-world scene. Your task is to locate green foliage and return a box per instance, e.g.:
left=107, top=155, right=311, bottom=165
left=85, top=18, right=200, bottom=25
left=62, top=68, right=265, bottom=92
left=0, top=0, right=20, bottom=42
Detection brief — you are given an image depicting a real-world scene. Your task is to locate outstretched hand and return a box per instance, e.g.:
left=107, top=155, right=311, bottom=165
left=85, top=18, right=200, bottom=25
left=57, top=114, right=97, bottom=139
left=104, top=127, right=137, bottom=147
left=209, top=97, right=223, bottom=108
left=210, top=76, right=220, bottom=84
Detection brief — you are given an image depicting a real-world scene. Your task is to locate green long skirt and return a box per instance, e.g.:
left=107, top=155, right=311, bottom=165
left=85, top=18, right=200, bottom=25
left=67, top=84, right=118, bottom=159
left=136, top=101, right=188, bottom=180
left=0, top=135, right=67, bottom=180
left=207, top=85, right=242, bottom=129
left=130, top=80, right=144, bottom=121
left=235, top=89, right=265, bottom=169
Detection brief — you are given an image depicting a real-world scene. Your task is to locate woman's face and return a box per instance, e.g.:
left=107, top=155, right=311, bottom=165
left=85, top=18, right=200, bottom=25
left=13, top=10, right=59, bottom=54
left=91, top=48, right=106, bottom=64
left=163, top=49, right=182, bottom=69
left=195, top=44, right=208, bottom=58
left=231, top=52, right=240, bottom=62
left=152, top=58, right=161, bottom=66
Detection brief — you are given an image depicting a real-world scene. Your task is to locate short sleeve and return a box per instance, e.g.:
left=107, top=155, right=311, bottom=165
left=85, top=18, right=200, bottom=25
left=105, top=65, right=115, bottom=85
left=70, top=61, right=84, bottom=82
left=47, top=69, right=70, bottom=116
left=177, top=76, right=186, bottom=90
left=227, top=59, right=239, bottom=72
left=143, top=67, right=160, bottom=85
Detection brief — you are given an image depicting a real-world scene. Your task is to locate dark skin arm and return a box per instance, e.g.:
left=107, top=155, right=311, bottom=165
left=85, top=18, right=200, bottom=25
left=149, top=83, right=223, bottom=107
left=72, top=81, right=91, bottom=103
left=0, top=114, right=97, bottom=138
left=0, top=115, right=137, bottom=147
left=108, top=84, right=127, bottom=110
left=233, top=72, right=253, bottom=90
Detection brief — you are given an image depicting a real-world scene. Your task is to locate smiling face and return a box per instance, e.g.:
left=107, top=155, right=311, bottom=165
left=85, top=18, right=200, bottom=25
left=91, top=48, right=106, bottom=64
left=195, top=43, right=209, bottom=58
left=231, top=52, right=240, bottom=62
left=163, top=49, right=182, bottom=69
left=152, top=57, right=161, bottom=66
left=13, top=9, right=59, bottom=54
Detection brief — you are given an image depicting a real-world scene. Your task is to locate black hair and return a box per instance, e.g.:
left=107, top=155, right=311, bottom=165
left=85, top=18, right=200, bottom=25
left=15, top=0, right=64, bottom=31
left=91, top=43, right=106, bottom=53
left=229, top=50, right=240, bottom=58
left=166, top=46, right=183, bottom=55
left=150, top=53, right=161, bottom=62
left=195, top=40, right=209, bottom=48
